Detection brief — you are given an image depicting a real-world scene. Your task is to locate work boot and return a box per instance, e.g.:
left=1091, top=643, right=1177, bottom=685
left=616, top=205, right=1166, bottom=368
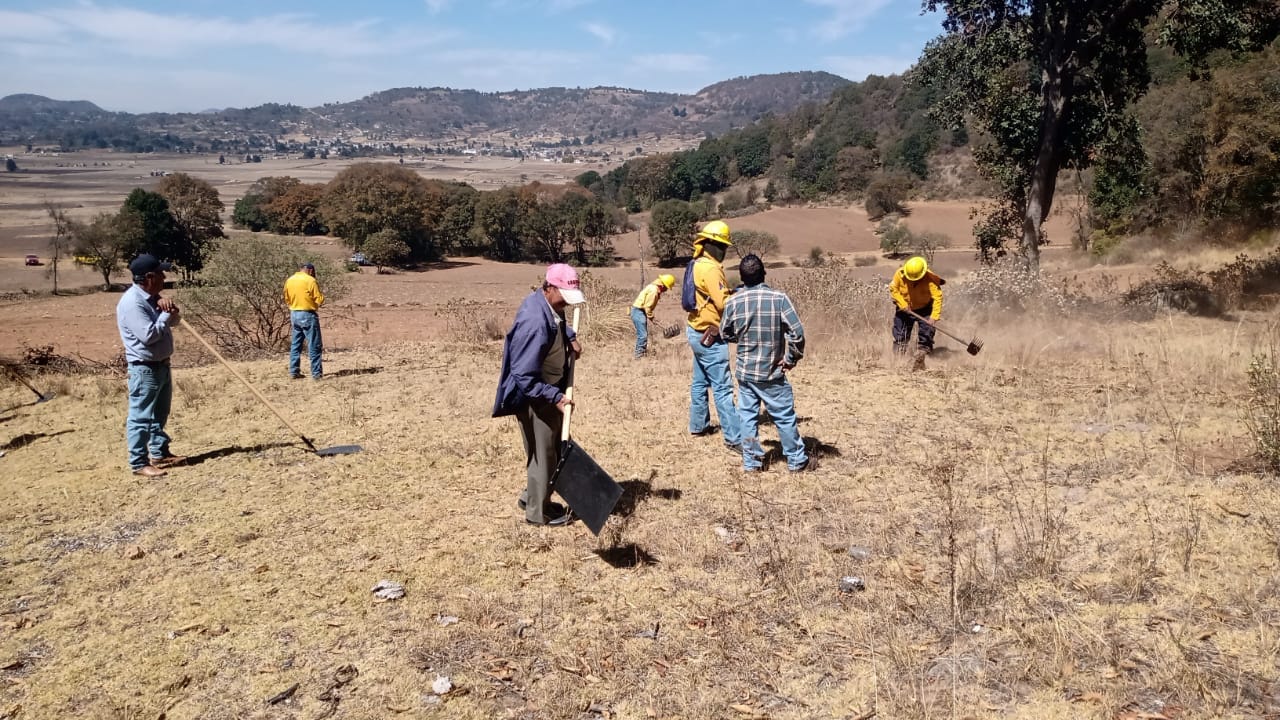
left=788, top=456, right=820, bottom=473
left=131, top=465, right=167, bottom=478
left=150, top=454, right=188, bottom=469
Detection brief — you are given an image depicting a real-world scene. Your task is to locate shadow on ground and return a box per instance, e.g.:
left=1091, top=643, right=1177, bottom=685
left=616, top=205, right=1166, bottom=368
left=614, top=473, right=683, bottom=518
left=2, top=429, right=74, bottom=452
left=595, top=543, right=659, bottom=568
left=330, top=366, right=383, bottom=379
left=183, top=442, right=297, bottom=466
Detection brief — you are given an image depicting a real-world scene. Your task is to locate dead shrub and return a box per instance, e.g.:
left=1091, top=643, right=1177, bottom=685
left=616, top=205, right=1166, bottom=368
left=1245, top=352, right=1280, bottom=472
left=434, top=300, right=508, bottom=344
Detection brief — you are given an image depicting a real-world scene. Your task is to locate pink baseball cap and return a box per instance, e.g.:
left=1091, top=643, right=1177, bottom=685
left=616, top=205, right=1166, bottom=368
left=545, top=263, right=585, bottom=305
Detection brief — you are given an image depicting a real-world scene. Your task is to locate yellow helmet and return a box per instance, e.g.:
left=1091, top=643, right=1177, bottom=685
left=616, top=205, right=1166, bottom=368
left=694, top=220, right=732, bottom=246
left=657, top=273, right=676, bottom=289
left=903, top=256, right=928, bottom=281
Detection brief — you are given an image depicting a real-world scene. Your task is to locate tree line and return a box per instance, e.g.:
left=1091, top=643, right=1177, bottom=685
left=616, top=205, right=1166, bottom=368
left=231, top=163, right=624, bottom=269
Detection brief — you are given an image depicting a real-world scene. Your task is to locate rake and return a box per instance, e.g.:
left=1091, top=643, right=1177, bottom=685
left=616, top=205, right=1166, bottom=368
left=905, top=309, right=984, bottom=356
left=2, top=364, right=55, bottom=404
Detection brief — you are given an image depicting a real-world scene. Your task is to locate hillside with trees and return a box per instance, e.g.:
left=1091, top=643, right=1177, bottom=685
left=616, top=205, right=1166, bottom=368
left=0, top=72, right=849, bottom=152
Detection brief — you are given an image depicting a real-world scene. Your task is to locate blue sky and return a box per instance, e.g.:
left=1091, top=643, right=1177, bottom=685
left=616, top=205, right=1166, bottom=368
left=0, top=0, right=944, bottom=113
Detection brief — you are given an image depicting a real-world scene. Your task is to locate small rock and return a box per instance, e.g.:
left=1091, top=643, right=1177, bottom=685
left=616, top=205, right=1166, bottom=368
left=436, top=615, right=459, bottom=627
left=372, top=579, right=406, bottom=601
left=847, top=545, right=872, bottom=561
left=431, top=675, right=453, bottom=695
left=971, top=623, right=986, bottom=634
left=125, top=546, right=145, bottom=560
left=421, top=694, right=442, bottom=708
left=838, top=576, right=866, bottom=593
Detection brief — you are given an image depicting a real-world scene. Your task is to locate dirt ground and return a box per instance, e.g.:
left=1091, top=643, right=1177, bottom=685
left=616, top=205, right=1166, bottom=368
left=0, top=150, right=1083, bottom=362
left=10, top=153, right=1276, bottom=719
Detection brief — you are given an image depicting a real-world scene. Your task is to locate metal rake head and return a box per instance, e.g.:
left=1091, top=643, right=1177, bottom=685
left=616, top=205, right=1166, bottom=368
left=966, top=337, right=984, bottom=356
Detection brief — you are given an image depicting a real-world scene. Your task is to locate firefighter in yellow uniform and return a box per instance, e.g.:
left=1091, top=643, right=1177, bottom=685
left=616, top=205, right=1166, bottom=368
left=630, top=273, right=676, bottom=358
left=889, top=256, right=944, bottom=354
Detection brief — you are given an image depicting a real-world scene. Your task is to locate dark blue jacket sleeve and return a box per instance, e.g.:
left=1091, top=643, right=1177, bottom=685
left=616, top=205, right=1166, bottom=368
left=507, top=318, right=563, bottom=406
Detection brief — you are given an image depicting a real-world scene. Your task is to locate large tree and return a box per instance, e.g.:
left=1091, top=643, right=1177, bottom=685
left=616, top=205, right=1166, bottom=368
left=917, top=0, right=1280, bottom=266
left=156, top=173, right=224, bottom=277
left=70, top=211, right=139, bottom=290
left=119, top=188, right=181, bottom=265
left=321, top=163, right=440, bottom=258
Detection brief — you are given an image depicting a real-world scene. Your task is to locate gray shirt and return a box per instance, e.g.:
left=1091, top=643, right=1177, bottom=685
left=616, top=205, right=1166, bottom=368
left=116, top=283, right=174, bottom=362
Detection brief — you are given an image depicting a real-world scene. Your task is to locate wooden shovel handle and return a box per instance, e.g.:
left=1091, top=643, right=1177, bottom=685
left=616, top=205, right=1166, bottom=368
left=560, top=307, right=579, bottom=443
left=180, top=318, right=316, bottom=451
left=904, top=308, right=967, bottom=345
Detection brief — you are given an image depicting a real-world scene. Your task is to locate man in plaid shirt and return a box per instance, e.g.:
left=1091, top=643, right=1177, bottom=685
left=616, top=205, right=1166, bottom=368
left=719, top=254, right=815, bottom=473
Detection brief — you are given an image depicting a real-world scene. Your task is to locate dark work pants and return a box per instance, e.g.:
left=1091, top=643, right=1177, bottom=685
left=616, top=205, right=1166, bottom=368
left=516, top=400, right=563, bottom=523
left=892, top=301, right=936, bottom=352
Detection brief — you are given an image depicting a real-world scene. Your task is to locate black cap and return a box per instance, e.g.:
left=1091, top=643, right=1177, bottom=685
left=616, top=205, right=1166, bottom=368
left=301, top=262, right=315, bottom=270
left=129, top=254, right=173, bottom=276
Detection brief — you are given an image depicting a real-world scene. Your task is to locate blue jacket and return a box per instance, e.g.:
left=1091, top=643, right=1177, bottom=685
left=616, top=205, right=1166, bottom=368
left=492, top=291, right=577, bottom=417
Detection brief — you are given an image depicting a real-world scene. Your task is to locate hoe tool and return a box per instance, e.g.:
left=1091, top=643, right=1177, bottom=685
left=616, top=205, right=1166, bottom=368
left=2, top=364, right=55, bottom=404
left=550, top=307, right=623, bottom=535
left=181, top=319, right=361, bottom=456
left=906, top=309, right=983, bottom=356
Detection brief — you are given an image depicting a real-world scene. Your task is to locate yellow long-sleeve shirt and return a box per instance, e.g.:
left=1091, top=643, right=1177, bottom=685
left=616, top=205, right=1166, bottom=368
left=686, top=256, right=730, bottom=331
left=889, top=269, right=943, bottom=320
left=284, top=271, right=325, bottom=312
left=632, top=281, right=664, bottom=320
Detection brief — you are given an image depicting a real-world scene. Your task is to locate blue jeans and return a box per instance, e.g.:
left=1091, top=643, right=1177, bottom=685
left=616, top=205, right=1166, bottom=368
left=686, top=325, right=741, bottom=444
left=127, top=363, right=172, bottom=469
left=736, top=377, right=806, bottom=471
left=289, top=310, right=323, bottom=378
left=631, top=307, right=649, bottom=357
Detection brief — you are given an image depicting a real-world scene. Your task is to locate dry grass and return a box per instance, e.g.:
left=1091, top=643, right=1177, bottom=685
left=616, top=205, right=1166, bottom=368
left=2, top=282, right=1280, bottom=719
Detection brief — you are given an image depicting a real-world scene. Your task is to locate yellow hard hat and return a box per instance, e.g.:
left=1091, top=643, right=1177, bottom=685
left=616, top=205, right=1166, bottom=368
left=694, top=220, right=732, bottom=246
left=657, top=273, right=676, bottom=289
left=903, top=256, right=928, bottom=281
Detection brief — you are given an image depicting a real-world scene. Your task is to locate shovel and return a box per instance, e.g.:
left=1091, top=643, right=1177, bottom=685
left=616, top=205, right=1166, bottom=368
left=905, top=309, right=983, bottom=356
left=2, top=364, right=55, bottom=404
left=180, top=319, right=361, bottom=456
left=550, top=307, right=623, bottom=536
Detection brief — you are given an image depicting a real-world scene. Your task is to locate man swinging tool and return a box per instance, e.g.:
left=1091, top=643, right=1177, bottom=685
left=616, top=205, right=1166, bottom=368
left=889, top=256, right=945, bottom=355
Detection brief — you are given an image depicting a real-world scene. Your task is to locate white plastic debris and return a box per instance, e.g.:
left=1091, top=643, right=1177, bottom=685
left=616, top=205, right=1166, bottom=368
left=431, top=675, right=453, bottom=695
left=838, top=576, right=866, bottom=593
left=372, top=579, right=406, bottom=601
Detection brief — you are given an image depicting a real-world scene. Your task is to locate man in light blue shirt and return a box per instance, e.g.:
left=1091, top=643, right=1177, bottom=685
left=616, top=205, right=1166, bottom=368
left=116, top=254, right=185, bottom=477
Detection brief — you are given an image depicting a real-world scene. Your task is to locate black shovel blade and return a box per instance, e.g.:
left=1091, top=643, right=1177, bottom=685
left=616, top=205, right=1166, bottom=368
left=316, top=444, right=362, bottom=456
left=33, top=393, right=55, bottom=404
left=552, top=439, right=622, bottom=536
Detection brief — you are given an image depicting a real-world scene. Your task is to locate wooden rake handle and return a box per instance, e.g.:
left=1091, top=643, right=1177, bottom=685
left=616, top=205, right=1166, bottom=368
left=904, top=308, right=969, bottom=345
left=180, top=318, right=318, bottom=452
left=560, top=307, right=580, bottom=443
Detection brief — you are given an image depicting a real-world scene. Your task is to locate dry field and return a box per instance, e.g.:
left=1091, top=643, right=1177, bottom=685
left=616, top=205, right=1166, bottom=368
left=2, top=258, right=1280, bottom=719
left=3, top=152, right=1277, bottom=719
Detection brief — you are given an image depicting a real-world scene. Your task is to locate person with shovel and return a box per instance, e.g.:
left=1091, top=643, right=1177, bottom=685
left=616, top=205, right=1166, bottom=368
left=685, top=220, right=743, bottom=452
left=720, top=254, right=814, bottom=473
left=889, top=256, right=945, bottom=355
left=284, top=261, right=325, bottom=380
left=116, top=254, right=186, bottom=478
left=492, top=263, right=585, bottom=527
left=630, top=273, right=675, bottom=358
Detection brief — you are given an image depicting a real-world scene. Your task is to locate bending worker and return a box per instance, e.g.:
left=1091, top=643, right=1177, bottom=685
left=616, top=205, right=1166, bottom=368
left=889, top=255, right=945, bottom=354
left=630, top=273, right=675, bottom=358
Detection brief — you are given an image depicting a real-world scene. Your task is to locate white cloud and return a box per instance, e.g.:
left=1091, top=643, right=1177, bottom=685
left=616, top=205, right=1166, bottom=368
left=822, top=54, right=914, bottom=81
left=805, top=0, right=894, bottom=41
left=424, top=0, right=451, bottom=13
left=0, top=5, right=453, bottom=60
left=583, top=21, right=616, bottom=44
left=631, top=53, right=710, bottom=74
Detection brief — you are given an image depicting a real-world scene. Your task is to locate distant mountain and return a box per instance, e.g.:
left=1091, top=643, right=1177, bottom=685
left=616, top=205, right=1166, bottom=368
left=0, top=72, right=850, bottom=148
left=0, top=93, right=105, bottom=115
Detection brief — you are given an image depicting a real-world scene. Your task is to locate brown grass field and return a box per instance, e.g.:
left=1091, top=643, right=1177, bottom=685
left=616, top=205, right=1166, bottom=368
left=2, top=151, right=1280, bottom=720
